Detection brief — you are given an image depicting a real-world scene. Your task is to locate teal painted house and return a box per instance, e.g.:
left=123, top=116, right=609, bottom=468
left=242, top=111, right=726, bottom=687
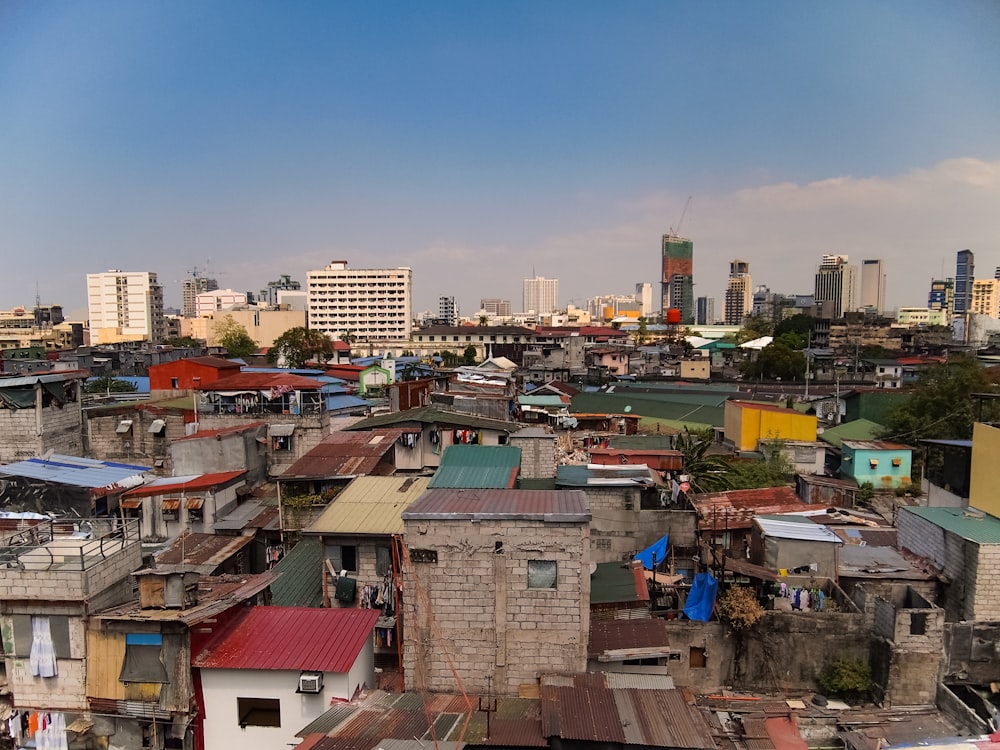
left=840, top=440, right=913, bottom=489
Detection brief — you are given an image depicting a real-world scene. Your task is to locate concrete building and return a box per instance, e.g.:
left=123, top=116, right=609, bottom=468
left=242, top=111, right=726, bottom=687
left=954, top=248, right=975, bottom=316
left=723, top=400, right=818, bottom=453
left=840, top=440, right=913, bottom=490
left=182, top=274, right=218, bottom=317
left=696, top=296, right=715, bottom=326
left=0, top=371, right=87, bottom=463
left=635, top=282, right=654, bottom=317
left=437, top=295, right=458, bottom=325
left=401, top=488, right=591, bottom=695
left=724, top=260, right=752, bottom=325
left=86, top=270, right=165, bottom=344
left=523, top=275, right=559, bottom=315
left=928, top=277, right=955, bottom=315
left=479, top=298, right=512, bottom=317
left=194, top=288, right=248, bottom=316
left=306, top=261, right=412, bottom=341
left=860, top=258, right=887, bottom=315
left=897, top=307, right=949, bottom=327
left=814, top=254, right=858, bottom=319
left=259, top=273, right=301, bottom=308
left=661, top=234, right=694, bottom=324
left=970, top=278, right=1000, bottom=318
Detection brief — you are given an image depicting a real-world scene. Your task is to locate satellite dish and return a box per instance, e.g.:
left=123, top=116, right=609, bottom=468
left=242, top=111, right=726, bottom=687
left=624, top=405, right=632, bottom=413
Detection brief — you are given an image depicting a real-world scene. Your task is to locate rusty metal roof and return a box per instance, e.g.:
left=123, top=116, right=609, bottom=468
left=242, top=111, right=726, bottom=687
left=195, top=606, right=379, bottom=673
left=692, top=487, right=808, bottom=530
left=280, top=429, right=408, bottom=479
left=152, top=532, right=254, bottom=574
left=303, top=476, right=432, bottom=536
left=198, top=372, right=326, bottom=391
left=588, top=618, right=670, bottom=659
left=123, top=470, right=246, bottom=498
left=402, top=488, right=591, bottom=523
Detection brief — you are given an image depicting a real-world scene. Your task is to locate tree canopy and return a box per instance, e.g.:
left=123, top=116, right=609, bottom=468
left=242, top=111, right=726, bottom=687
left=214, top=315, right=257, bottom=359
left=740, top=341, right=806, bottom=382
left=267, top=327, right=335, bottom=368
left=84, top=376, right=138, bottom=394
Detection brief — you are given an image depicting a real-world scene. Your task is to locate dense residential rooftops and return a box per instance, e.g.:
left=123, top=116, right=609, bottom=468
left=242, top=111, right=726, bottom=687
left=196, top=372, right=326, bottom=391
left=402, top=488, right=591, bottom=523
left=344, top=406, right=518, bottom=433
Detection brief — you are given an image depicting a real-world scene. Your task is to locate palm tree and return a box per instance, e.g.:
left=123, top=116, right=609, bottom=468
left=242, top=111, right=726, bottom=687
left=675, top=428, right=734, bottom=493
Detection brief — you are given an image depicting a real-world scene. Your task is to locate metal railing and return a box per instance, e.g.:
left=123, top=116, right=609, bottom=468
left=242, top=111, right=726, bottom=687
left=0, top=518, right=140, bottom=572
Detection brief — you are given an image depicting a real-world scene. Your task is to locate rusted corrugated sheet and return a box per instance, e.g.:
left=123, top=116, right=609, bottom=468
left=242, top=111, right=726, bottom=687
left=402, top=488, right=590, bottom=522
left=588, top=618, right=670, bottom=658
left=693, top=487, right=808, bottom=530
left=281, top=429, right=407, bottom=479
left=153, top=532, right=253, bottom=571
left=741, top=717, right=776, bottom=750
left=622, top=688, right=716, bottom=749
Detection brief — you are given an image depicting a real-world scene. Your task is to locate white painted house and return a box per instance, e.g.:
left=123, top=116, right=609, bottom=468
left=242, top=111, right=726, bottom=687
left=194, top=606, right=379, bottom=750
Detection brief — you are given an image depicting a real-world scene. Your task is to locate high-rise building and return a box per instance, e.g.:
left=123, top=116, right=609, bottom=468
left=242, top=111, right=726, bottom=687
left=661, top=234, right=694, bottom=324
left=970, top=278, right=1000, bottom=319
left=87, top=270, right=165, bottom=344
left=260, top=274, right=301, bottom=308
left=306, top=261, right=412, bottom=341
left=182, top=275, right=218, bottom=317
left=724, top=260, right=753, bottom=326
left=954, top=249, right=975, bottom=315
left=480, top=298, right=512, bottom=317
left=438, top=296, right=459, bottom=325
left=696, top=296, right=715, bottom=326
left=523, top=275, right=559, bottom=315
left=928, top=278, right=954, bottom=315
left=195, top=289, right=248, bottom=316
left=859, top=259, right=887, bottom=315
left=635, top=283, right=653, bottom=318
left=813, top=254, right=858, bottom=319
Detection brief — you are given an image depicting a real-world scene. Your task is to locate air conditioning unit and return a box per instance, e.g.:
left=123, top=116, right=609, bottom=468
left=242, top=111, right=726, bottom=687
left=298, top=672, right=323, bottom=694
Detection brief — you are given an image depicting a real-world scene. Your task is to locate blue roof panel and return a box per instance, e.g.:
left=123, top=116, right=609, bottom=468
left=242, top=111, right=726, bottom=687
left=0, top=455, right=149, bottom=489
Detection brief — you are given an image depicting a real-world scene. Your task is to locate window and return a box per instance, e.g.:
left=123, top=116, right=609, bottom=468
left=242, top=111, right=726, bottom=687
left=120, top=633, right=169, bottom=684
left=527, top=560, right=557, bottom=589
left=170, top=377, right=179, bottom=389
left=272, top=435, right=292, bottom=452
left=689, top=646, right=707, bottom=668
left=910, top=612, right=927, bottom=635
left=10, top=615, right=71, bottom=662
left=375, top=546, right=392, bottom=576
left=328, top=544, right=358, bottom=572
left=237, top=697, right=281, bottom=728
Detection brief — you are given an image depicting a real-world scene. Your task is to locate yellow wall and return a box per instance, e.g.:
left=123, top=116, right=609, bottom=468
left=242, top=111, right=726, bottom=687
left=970, top=422, right=1000, bottom=518
left=725, top=402, right=817, bottom=452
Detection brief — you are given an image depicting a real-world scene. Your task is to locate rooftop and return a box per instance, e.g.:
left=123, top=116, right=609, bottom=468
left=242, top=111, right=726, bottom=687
left=819, top=419, right=884, bottom=448
left=754, top=516, right=844, bottom=544
left=841, top=440, right=913, bottom=451
left=153, top=532, right=255, bottom=575
left=588, top=618, right=670, bottom=660
left=589, top=561, right=650, bottom=605
left=344, top=406, right=519, bottom=433
left=402, top=488, right=591, bottom=523
left=692, top=486, right=807, bottom=530
left=901, top=506, right=1000, bottom=544
left=0, top=455, right=149, bottom=491
left=304, top=476, right=432, bottom=536
left=197, top=372, right=326, bottom=391
left=557, top=464, right=664, bottom=488
left=122, top=470, right=246, bottom=498
left=280, top=429, right=408, bottom=480
left=194, top=606, right=379, bottom=672
left=428, top=445, right=521, bottom=489
left=269, top=538, right=323, bottom=607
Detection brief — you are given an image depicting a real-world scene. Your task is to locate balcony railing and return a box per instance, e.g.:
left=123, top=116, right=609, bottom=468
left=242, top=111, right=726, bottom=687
left=0, top=518, right=140, bottom=572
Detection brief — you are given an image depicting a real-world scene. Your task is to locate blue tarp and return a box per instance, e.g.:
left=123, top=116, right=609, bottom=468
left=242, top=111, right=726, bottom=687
left=634, top=535, right=668, bottom=570
left=683, top=572, right=718, bottom=622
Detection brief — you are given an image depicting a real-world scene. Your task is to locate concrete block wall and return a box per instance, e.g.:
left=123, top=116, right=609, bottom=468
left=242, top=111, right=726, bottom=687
left=966, top=543, right=1000, bottom=620
left=582, top=487, right=640, bottom=563
left=325, top=538, right=393, bottom=608
left=198, top=412, right=330, bottom=476
left=0, top=409, right=42, bottom=464
left=402, top=517, right=589, bottom=695
left=38, top=401, right=84, bottom=459
left=509, top=432, right=556, bottom=480
left=86, top=409, right=184, bottom=473
left=897, top=511, right=946, bottom=568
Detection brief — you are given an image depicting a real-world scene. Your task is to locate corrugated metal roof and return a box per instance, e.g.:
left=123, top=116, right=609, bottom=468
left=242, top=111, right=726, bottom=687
left=153, top=533, right=254, bottom=574
left=0, top=455, right=149, bottom=489
left=588, top=618, right=670, bottom=659
left=692, top=487, right=808, bottom=531
left=212, top=496, right=277, bottom=531
left=518, top=395, right=569, bottom=407
left=428, top=445, right=521, bottom=489
left=753, top=517, right=843, bottom=544
left=841, top=440, right=913, bottom=451
left=557, top=464, right=665, bottom=488
left=589, top=561, right=650, bottom=605
left=280, top=430, right=408, bottom=479
left=195, top=606, right=380, bottom=672
left=902, top=506, right=1000, bottom=544
left=270, top=538, right=323, bottom=607
left=343, top=406, right=519, bottom=434
left=198, top=372, right=326, bottom=391
left=818, top=419, right=884, bottom=448
left=402, top=488, right=591, bottom=523
left=0, top=370, right=88, bottom=388
left=603, top=673, right=675, bottom=690
left=304, top=476, right=432, bottom=535
left=171, top=422, right=267, bottom=442
left=123, top=470, right=246, bottom=498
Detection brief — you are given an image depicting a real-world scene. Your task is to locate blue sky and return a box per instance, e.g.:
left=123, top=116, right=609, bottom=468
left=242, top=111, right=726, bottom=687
left=2, top=1, right=1000, bottom=319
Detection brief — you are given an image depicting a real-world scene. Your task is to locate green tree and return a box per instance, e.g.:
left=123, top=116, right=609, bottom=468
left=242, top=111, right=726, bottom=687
left=439, top=349, right=461, bottom=367
left=214, top=315, right=257, bottom=359
left=741, top=314, right=774, bottom=339
left=84, top=376, right=139, bottom=394
left=879, top=355, right=1000, bottom=443
left=819, top=658, right=873, bottom=701
left=164, top=335, right=202, bottom=348
left=676, top=428, right=734, bottom=493
left=741, top=341, right=807, bottom=381
left=462, top=345, right=478, bottom=365
left=773, top=313, right=815, bottom=341
left=268, top=327, right=335, bottom=368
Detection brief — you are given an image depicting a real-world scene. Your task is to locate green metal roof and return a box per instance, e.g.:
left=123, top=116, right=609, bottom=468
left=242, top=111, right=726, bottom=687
left=343, top=406, right=518, bottom=433
left=590, top=561, right=645, bottom=605
left=518, top=395, right=567, bottom=407
left=902, top=506, right=1000, bottom=544
left=428, top=445, right=521, bottom=489
left=571, top=392, right=725, bottom=427
left=819, top=418, right=884, bottom=448
left=270, top=538, right=323, bottom=607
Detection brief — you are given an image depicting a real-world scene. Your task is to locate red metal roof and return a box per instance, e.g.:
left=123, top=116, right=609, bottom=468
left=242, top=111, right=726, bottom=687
left=195, top=606, right=380, bottom=672
left=123, top=470, right=246, bottom=498
left=729, top=400, right=802, bottom=415
left=281, top=429, right=407, bottom=479
left=588, top=618, right=670, bottom=659
left=402, top=489, right=591, bottom=522
left=171, top=421, right=267, bottom=442
left=692, top=487, right=808, bottom=530
left=197, top=372, right=326, bottom=391
left=181, top=356, right=243, bottom=369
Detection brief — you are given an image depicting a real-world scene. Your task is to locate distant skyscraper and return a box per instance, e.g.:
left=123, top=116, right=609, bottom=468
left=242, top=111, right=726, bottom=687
left=635, top=282, right=654, bottom=318
left=523, top=275, right=558, bottom=315
left=87, top=270, right=165, bottom=344
left=954, top=249, right=975, bottom=315
left=661, top=234, right=694, bottom=324
left=261, top=274, right=301, bottom=308
left=696, top=296, right=715, bottom=326
left=859, top=259, right=886, bottom=315
left=438, top=295, right=459, bottom=325
left=970, top=278, right=1000, bottom=319
left=928, top=278, right=954, bottom=315
left=182, top=274, right=218, bottom=317
left=480, top=298, right=512, bottom=317
left=724, top=260, right=752, bottom=325
left=306, top=260, right=412, bottom=341
left=814, top=254, right=858, bottom=319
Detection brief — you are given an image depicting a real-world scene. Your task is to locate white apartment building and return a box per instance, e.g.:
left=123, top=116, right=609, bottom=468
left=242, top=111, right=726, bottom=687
left=86, top=270, right=164, bottom=344
left=635, top=282, right=654, bottom=318
left=523, top=275, right=559, bottom=315
left=307, top=261, right=412, bottom=341
left=195, top=289, right=248, bottom=316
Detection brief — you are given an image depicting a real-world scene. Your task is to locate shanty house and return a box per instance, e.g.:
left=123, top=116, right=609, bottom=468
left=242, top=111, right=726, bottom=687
left=749, top=515, right=844, bottom=580
left=119, top=470, right=248, bottom=541
left=840, top=440, right=913, bottom=490
left=724, top=400, right=818, bottom=453
left=0, top=370, right=87, bottom=463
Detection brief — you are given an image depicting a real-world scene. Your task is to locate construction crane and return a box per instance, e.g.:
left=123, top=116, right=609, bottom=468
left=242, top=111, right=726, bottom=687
left=668, top=195, right=693, bottom=237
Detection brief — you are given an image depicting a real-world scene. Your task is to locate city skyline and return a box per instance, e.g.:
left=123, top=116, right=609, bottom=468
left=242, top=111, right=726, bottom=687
left=2, top=2, right=999, bottom=318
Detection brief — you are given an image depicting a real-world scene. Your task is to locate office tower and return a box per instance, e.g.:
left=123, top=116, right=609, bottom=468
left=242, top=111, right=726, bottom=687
left=260, top=274, right=301, bottom=308
left=928, top=278, right=955, bottom=315
left=954, top=249, right=975, bottom=315
left=724, top=260, right=753, bottom=325
left=438, top=296, right=459, bottom=325
left=970, top=279, right=1000, bottom=319
left=480, top=298, right=512, bottom=317
left=182, top=275, right=218, bottom=317
left=696, top=296, right=715, bottom=326
left=635, top=283, right=654, bottom=318
left=661, top=234, right=694, bottom=324
left=87, top=270, right=165, bottom=344
left=860, top=259, right=887, bottom=315
left=523, top=275, right=559, bottom=315
left=307, top=261, right=412, bottom=341
left=813, top=254, right=858, bottom=319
